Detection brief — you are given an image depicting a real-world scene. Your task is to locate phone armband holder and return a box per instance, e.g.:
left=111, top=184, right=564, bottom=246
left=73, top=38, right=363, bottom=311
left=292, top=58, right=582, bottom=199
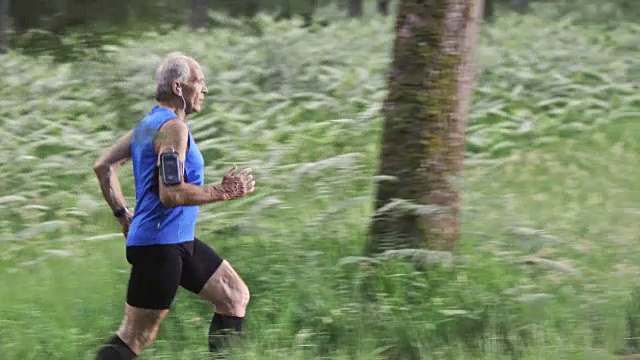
left=159, top=149, right=183, bottom=186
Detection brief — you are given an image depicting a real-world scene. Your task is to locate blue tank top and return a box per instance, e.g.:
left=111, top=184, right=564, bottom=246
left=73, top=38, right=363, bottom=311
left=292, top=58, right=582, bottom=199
left=126, top=106, right=205, bottom=247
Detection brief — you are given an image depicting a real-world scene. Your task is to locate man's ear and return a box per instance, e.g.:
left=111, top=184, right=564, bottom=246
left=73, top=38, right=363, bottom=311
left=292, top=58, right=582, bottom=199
left=172, top=82, right=183, bottom=97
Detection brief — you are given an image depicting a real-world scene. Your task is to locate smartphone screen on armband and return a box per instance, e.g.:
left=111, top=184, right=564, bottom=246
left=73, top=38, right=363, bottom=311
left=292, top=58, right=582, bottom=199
left=160, top=152, right=183, bottom=186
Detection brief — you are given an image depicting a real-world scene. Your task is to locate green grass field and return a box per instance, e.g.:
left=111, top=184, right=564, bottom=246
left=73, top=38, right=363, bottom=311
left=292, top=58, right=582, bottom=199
left=0, top=8, right=639, bottom=360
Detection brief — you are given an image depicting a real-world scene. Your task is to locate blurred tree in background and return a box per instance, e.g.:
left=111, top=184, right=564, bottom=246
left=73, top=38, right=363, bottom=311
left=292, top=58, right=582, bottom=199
left=189, top=0, right=210, bottom=29
left=377, top=0, right=390, bottom=15
left=348, top=0, right=364, bottom=17
left=0, top=0, right=7, bottom=54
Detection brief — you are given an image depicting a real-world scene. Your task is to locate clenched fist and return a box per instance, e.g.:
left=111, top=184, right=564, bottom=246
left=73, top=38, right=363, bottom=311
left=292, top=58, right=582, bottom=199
left=117, top=209, right=133, bottom=239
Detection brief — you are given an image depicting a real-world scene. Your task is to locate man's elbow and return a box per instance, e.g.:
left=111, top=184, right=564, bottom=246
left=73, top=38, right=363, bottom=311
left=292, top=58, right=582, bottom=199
left=159, top=190, right=181, bottom=208
left=92, top=161, right=109, bottom=177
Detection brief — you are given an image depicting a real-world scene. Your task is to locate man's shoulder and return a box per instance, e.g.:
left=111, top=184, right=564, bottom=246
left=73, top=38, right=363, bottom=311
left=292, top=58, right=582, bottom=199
left=131, top=119, right=158, bottom=145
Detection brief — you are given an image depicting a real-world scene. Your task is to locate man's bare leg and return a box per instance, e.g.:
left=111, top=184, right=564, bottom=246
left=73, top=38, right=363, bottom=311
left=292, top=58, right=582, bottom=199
left=196, top=260, right=250, bottom=352
left=96, top=304, right=169, bottom=359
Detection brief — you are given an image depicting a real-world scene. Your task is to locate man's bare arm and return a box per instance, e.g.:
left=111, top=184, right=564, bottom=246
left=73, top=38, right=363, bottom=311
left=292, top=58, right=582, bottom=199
left=154, top=119, right=236, bottom=207
left=93, top=130, right=133, bottom=214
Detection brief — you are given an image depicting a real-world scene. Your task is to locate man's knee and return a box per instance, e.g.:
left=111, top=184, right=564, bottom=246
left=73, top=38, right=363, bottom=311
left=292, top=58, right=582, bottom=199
left=234, top=282, right=251, bottom=315
left=199, top=261, right=250, bottom=317
left=218, top=279, right=250, bottom=317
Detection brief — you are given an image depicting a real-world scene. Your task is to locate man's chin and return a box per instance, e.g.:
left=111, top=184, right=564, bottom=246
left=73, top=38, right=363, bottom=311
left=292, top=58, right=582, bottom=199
left=187, top=106, right=201, bottom=114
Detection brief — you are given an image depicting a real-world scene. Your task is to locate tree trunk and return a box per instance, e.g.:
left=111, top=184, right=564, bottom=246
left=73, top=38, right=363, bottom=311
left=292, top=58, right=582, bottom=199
left=511, top=0, right=529, bottom=13
left=367, top=0, right=483, bottom=254
left=377, top=0, right=389, bottom=15
left=484, top=0, right=494, bottom=20
left=347, top=0, right=363, bottom=17
left=244, top=0, right=259, bottom=17
left=0, top=0, right=8, bottom=54
left=189, top=0, right=208, bottom=29
left=224, top=0, right=259, bottom=18
left=302, top=0, right=316, bottom=27
left=277, top=0, right=292, bottom=20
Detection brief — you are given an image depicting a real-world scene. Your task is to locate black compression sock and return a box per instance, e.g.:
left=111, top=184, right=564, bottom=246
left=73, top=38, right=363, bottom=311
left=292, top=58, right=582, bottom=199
left=96, top=334, right=137, bottom=360
left=208, top=312, right=244, bottom=352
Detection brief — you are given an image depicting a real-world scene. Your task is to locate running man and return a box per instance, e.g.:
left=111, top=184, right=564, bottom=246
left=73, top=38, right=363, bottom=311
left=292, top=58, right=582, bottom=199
left=92, top=52, right=255, bottom=359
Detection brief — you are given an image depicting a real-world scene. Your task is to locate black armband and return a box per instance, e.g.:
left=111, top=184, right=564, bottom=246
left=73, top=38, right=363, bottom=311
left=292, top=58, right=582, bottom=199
left=159, top=150, right=184, bottom=186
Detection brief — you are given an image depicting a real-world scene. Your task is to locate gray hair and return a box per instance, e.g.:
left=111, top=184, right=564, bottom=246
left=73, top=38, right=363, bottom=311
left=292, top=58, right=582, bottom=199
left=155, top=52, right=193, bottom=101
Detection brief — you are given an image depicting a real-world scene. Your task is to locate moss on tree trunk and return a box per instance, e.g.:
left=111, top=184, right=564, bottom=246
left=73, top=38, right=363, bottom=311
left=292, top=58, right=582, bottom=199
left=367, top=0, right=483, bottom=254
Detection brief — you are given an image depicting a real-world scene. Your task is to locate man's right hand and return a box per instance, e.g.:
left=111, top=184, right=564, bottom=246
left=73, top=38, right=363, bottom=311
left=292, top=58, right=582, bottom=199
left=220, top=166, right=256, bottom=200
left=117, top=210, right=133, bottom=239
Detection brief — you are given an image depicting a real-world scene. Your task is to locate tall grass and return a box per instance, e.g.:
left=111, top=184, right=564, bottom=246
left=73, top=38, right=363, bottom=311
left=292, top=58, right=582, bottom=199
left=0, top=11, right=639, bottom=360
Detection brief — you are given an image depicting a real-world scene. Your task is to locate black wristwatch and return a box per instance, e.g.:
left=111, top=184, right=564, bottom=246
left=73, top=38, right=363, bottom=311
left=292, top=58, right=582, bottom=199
left=113, top=206, right=129, bottom=218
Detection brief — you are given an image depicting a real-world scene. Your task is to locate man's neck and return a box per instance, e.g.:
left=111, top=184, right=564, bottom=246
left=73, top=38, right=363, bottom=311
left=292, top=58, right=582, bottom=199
left=158, top=102, right=188, bottom=122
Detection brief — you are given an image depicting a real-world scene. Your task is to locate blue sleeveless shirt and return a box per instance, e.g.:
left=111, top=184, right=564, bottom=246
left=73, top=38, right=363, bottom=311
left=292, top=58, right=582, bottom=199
left=126, top=106, right=205, bottom=247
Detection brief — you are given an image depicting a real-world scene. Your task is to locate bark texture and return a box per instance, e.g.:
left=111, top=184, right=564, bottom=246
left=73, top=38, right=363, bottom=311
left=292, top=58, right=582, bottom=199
left=367, top=0, right=483, bottom=254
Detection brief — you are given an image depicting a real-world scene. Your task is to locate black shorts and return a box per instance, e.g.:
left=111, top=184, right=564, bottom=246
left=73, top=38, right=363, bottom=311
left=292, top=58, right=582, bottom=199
left=125, top=237, right=224, bottom=310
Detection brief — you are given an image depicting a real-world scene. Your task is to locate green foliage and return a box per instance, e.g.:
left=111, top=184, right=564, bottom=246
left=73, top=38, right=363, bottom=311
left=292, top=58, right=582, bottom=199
left=471, top=16, right=638, bottom=159
left=620, top=286, right=640, bottom=354
left=551, top=0, right=640, bottom=23
left=0, top=10, right=638, bottom=360
left=489, top=0, right=640, bottom=23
